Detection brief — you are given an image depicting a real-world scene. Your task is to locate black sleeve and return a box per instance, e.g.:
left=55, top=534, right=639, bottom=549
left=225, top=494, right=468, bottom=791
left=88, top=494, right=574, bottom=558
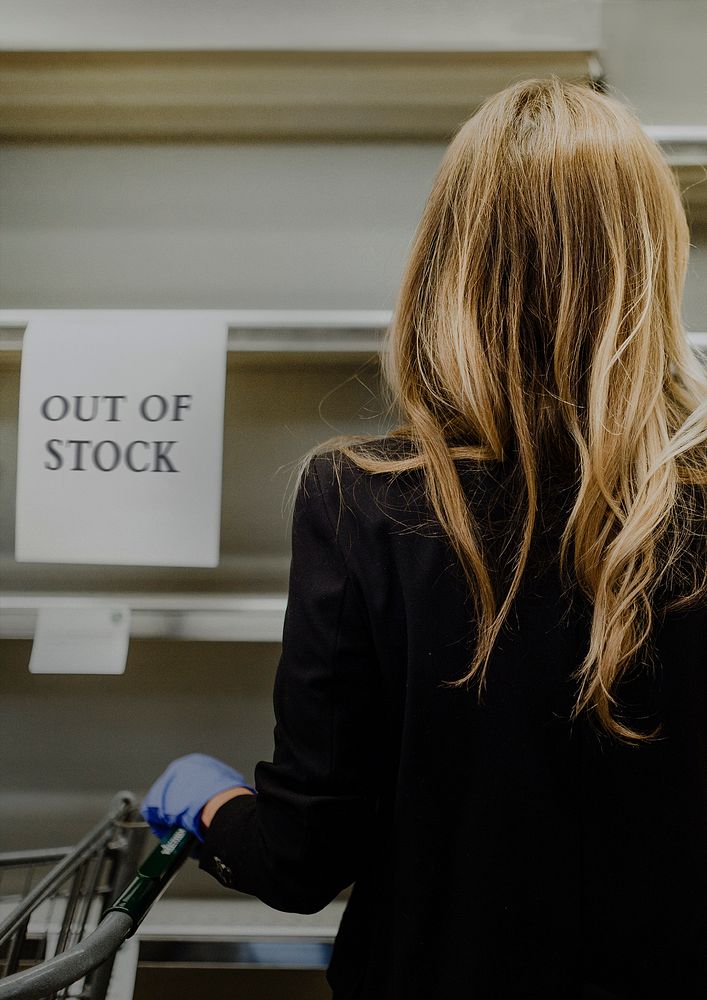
left=199, top=454, right=383, bottom=913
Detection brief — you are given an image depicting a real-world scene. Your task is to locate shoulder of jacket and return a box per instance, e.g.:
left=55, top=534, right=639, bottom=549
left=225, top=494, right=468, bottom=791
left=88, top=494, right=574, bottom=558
left=310, top=438, right=424, bottom=502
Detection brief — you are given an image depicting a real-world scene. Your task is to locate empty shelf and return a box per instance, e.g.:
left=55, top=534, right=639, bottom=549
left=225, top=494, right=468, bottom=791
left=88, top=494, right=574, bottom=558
left=0, top=593, right=287, bottom=642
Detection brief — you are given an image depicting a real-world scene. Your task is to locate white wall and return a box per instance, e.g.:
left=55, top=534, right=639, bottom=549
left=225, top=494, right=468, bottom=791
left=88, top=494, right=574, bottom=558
left=601, top=0, right=707, bottom=123
left=0, top=144, right=441, bottom=309
left=0, top=0, right=601, bottom=51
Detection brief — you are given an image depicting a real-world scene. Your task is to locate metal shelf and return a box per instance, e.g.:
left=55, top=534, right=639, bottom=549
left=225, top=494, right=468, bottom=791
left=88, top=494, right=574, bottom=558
left=643, top=125, right=707, bottom=166
left=137, top=894, right=343, bottom=970
left=0, top=893, right=344, bottom=943
left=0, top=310, right=389, bottom=354
left=0, top=49, right=600, bottom=143
left=0, top=593, right=287, bottom=643
left=0, top=894, right=344, bottom=973
left=139, top=896, right=344, bottom=942
left=0, top=311, right=705, bottom=355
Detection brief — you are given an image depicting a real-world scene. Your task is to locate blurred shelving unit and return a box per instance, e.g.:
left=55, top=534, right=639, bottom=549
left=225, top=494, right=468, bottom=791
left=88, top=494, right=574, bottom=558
left=644, top=126, right=707, bottom=227
left=0, top=310, right=705, bottom=644
left=0, top=49, right=601, bottom=143
left=0, top=310, right=393, bottom=643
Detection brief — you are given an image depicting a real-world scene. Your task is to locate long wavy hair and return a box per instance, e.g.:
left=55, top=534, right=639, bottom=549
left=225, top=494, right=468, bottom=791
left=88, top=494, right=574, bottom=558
left=298, top=76, right=707, bottom=744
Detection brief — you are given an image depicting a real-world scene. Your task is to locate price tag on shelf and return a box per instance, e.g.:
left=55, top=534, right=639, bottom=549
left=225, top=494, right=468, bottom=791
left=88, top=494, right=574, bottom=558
left=15, top=314, right=227, bottom=567
left=28, top=605, right=130, bottom=675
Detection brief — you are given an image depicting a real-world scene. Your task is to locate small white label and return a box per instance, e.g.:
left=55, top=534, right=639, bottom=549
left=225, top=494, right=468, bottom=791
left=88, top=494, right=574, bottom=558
left=28, top=606, right=131, bottom=674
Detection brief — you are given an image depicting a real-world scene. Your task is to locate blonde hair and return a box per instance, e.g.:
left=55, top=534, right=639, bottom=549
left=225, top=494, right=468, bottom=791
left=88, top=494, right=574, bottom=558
left=299, top=76, right=707, bottom=745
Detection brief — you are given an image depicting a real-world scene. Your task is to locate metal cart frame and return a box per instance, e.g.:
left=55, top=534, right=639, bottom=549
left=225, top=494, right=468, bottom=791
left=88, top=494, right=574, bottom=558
left=0, top=793, right=194, bottom=1000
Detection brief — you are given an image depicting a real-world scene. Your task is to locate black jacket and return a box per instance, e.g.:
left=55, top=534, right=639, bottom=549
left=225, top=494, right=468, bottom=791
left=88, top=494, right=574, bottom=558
left=200, top=443, right=707, bottom=999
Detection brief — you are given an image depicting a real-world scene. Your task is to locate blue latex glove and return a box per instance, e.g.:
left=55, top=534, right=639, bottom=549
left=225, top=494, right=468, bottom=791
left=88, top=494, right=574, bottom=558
left=140, top=753, right=256, bottom=843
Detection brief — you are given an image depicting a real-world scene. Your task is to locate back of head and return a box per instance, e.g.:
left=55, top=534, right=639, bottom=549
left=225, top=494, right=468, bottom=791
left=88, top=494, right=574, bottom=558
left=387, top=75, right=706, bottom=476
left=312, top=76, right=707, bottom=744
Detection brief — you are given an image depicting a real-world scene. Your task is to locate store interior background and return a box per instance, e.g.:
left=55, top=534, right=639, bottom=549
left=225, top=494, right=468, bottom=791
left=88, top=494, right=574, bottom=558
left=1, top=2, right=706, bottom=996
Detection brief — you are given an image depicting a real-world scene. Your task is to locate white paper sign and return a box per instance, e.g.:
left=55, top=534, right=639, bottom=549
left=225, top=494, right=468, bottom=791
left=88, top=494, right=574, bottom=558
left=29, top=606, right=131, bottom=674
left=15, top=315, right=227, bottom=566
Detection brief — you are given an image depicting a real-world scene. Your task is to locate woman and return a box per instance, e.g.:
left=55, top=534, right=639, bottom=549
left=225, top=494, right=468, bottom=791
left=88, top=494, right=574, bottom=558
left=141, top=77, right=707, bottom=999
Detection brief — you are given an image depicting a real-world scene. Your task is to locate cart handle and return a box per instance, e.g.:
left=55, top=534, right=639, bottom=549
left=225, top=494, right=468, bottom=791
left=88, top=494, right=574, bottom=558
left=103, top=826, right=196, bottom=934
left=0, top=827, right=195, bottom=1000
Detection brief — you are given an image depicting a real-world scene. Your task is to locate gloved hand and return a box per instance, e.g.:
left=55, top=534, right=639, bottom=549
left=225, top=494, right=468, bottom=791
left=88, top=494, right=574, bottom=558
left=140, top=753, right=256, bottom=842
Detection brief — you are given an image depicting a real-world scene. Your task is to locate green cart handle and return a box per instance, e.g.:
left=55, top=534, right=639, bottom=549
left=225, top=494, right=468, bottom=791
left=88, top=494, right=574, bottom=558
left=104, top=827, right=197, bottom=936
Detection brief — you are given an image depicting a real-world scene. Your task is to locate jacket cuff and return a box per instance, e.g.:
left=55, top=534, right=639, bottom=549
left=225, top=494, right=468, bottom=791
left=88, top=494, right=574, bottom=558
left=198, top=791, right=257, bottom=890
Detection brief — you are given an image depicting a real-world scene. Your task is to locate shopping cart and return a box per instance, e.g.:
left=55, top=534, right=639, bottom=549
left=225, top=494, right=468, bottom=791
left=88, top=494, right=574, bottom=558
left=0, top=793, right=194, bottom=1000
